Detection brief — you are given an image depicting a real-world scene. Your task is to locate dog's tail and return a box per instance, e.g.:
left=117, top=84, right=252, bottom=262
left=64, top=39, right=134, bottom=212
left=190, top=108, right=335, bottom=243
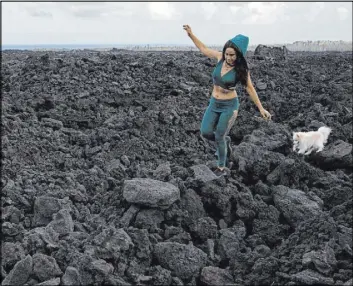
left=318, top=126, right=332, bottom=143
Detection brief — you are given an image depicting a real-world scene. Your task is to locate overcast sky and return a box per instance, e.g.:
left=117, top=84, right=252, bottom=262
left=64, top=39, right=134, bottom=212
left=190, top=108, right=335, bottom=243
left=2, top=2, right=352, bottom=46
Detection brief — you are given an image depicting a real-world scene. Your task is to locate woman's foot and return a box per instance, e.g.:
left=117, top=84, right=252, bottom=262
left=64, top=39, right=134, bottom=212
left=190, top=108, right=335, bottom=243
left=213, top=167, right=227, bottom=177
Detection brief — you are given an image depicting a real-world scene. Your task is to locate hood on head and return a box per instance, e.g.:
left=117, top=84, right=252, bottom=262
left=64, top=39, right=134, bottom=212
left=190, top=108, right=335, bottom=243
left=230, top=34, right=249, bottom=56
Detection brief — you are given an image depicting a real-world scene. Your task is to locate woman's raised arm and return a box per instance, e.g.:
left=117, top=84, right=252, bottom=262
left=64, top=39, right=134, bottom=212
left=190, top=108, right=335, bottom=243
left=183, top=25, right=222, bottom=60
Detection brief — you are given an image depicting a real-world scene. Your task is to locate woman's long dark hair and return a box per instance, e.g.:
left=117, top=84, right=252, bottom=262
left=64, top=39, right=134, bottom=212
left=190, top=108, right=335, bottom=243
left=222, top=40, right=249, bottom=86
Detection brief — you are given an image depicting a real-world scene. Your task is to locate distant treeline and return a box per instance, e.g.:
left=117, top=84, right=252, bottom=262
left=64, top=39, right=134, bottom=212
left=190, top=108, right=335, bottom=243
left=4, top=40, right=350, bottom=52
left=123, top=40, right=352, bottom=52
left=285, top=40, right=352, bottom=52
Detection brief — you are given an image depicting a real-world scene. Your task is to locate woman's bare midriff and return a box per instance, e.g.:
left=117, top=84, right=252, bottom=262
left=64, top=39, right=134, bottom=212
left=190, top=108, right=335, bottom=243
left=211, top=85, right=238, bottom=100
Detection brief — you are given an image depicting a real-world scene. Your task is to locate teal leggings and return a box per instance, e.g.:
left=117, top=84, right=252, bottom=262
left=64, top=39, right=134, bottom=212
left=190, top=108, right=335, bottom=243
left=200, top=96, right=239, bottom=167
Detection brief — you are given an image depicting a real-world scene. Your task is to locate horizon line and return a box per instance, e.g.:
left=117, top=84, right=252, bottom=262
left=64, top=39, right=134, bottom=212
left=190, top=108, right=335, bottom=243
left=2, top=40, right=352, bottom=47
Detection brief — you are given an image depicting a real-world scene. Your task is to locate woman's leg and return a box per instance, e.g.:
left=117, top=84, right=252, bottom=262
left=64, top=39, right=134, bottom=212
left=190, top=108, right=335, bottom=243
left=200, top=104, right=220, bottom=141
left=215, top=102, right=239, bottom=168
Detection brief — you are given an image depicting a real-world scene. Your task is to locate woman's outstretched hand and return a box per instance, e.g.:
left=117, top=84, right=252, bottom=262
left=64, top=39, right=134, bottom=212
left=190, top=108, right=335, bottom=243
left=260, top=108, right=272, bottom=120
left=183, top=25, right=192, bottom=36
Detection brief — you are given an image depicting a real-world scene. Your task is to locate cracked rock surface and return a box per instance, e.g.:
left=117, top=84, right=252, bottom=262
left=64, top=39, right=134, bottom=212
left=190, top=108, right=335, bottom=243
left=1, top=49, right=352, bottom=285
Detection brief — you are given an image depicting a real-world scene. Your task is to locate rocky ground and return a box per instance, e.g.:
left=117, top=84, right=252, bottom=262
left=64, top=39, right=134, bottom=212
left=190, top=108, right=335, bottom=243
left=1, top=47, right=352, bottom=286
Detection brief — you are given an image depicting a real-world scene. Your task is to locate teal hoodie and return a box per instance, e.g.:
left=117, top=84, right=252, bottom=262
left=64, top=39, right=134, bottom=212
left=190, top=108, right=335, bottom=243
left=230, top=34, right=249, bottom=56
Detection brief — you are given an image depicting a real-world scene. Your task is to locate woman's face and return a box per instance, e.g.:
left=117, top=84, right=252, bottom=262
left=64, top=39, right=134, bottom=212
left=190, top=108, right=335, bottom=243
left=225, top=47, right=237, bottom=65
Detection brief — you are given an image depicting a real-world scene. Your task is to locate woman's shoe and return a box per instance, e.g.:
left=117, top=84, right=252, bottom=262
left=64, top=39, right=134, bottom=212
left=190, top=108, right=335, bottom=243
left=213, top=167, right=227, bottom=177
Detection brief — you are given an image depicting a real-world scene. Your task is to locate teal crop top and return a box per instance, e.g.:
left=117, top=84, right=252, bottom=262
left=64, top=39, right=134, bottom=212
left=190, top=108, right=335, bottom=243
left=212, top=60, right=238, bottom=90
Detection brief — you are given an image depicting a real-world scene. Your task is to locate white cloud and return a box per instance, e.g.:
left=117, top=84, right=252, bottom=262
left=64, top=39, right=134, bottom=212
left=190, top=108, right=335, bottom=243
left=201, top=2, right=217, bottom=20
left=337, top=7, right=350, bottom=21
left=229, top=5, right=241, bottom=15
left=217, top=3, right=246, bottom=25
left=307, top=2, right=326, bottom=22
left=22, top=3, right=55, bottom=18
left=53, top=2, right=144, bottom=19
left=148, top=2, right=178, bottom=20
left=29, top=11, right=53, bottom=18
left=56, top=3, right=112, bottom=18
left=243, top=2, right=288, bottom=25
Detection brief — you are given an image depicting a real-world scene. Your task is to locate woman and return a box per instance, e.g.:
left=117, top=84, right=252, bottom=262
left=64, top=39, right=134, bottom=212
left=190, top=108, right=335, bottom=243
left=183, top=24, right=272, bottom=177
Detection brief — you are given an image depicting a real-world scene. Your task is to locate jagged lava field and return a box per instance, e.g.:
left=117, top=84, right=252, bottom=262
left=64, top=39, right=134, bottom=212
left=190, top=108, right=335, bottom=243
left=1, top=47, right=352, bottom=286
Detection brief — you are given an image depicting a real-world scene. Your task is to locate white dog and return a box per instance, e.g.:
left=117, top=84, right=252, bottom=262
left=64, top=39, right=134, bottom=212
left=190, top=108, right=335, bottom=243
left=292, top=126, right=332, bottom=155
